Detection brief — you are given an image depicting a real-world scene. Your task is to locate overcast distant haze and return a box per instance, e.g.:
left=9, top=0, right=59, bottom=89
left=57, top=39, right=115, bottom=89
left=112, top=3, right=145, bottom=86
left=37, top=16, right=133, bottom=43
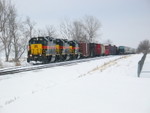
left=12, top=0, right=150, bottom=48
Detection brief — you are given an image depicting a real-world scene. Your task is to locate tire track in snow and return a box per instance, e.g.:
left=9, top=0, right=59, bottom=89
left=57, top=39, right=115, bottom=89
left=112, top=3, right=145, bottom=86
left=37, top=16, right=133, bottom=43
left=0, top=81, right=57, bottom=108
left=78, top=55, right=131, bottom=78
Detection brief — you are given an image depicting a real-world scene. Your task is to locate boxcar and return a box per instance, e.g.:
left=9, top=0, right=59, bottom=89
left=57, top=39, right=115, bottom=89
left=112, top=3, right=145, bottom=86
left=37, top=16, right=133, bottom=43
left=109, top=45, right=113, bottom=55
left=110, top=45, right=117, bottom=55
left=79, top=42, right=90, bottom=57
left=105, top=45, right=110, bottom=55
left=113, top=45, right=118, bottom=55
left=95, top=44, right=101, bottom=56
left=89, top=43, right=96, bottom=57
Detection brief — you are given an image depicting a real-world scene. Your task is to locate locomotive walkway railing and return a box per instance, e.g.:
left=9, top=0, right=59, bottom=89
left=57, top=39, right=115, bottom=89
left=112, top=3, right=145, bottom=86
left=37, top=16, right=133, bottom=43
left=137, top=53, right=147, bottom=77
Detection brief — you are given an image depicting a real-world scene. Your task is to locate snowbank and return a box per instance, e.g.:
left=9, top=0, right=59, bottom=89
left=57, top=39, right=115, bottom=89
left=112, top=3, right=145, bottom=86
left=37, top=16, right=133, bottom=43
left=0, top=54, right=150, bottom=113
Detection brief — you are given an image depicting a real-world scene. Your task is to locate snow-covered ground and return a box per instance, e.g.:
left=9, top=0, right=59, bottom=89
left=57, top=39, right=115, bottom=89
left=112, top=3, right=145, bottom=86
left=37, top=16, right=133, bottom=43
left=140, top=54, right=150, bottom=77
left=0, top=54, right=150, bottom=113
left=0, top=57, right=30, bottom=68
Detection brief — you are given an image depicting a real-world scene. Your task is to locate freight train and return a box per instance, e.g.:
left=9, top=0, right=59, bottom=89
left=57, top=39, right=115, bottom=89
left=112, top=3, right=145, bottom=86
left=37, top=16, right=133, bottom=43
left=27, top=36, right=135, bottom=63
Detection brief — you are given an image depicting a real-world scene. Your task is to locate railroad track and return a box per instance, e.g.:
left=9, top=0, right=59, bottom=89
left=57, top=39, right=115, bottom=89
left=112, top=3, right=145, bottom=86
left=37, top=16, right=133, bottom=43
left=0, top=56, right=115, bottom=76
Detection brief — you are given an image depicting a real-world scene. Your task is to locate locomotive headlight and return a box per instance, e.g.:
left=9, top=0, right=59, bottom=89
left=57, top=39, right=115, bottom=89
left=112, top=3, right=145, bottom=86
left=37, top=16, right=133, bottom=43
left=30, top=54, right=32, bottom=57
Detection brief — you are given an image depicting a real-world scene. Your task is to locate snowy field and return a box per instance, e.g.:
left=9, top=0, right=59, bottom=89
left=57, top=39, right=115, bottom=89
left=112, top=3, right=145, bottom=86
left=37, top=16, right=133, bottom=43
left=0, top=54, right=150, bottom=113
left=0, top=57, right=30, bottom=68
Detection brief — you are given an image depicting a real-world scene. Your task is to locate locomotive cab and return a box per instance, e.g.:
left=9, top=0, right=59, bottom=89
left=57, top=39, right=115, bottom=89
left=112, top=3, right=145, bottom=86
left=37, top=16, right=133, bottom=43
left=27, top=36, right=57, bottom=63
left=55, top=39, right=70, bottom=61
left=69, top=41, right=80, bottom=59
left=27, top=37, right=48, bottom=62
left=29, top=37, right=47, bottom=55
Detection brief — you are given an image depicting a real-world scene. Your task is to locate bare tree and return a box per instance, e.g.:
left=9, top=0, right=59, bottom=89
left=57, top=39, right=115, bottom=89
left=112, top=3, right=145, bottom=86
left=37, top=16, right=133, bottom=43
left=24, top=16, right=36, bottom=39
left=16, top=17, right=37, bottom=61
left=8, top=4, right=18, bottom=61
left=36, top=28, right=46, bottom=37
left=71, top=21, right=87, bottom=42
left=0, top=0, right=34, bottom=62
left=59, top=19, right=72, bottom=39
left=105, top=39, right=113, bottom=45
left=82, top=15, right=101, bottom=43
left=137, top=39, right=150, bottom=53
left=59, top=16, right=101, bottom=42
left=0, top=0, right=14, bottom=61
left=5, top=1, right=27, bottom=62
left=0, top=0, right=7, bottom=32
left=59, top=19, right=87, bottom=41
left=11, top=19, right=28, bottom=62
left=45, top=25, right=57, bottom=37
left=13, top=33, right=28, bottom=62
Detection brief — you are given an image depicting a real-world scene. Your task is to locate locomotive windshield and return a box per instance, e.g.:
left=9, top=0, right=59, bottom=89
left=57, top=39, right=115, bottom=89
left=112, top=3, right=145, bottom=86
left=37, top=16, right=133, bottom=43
left=119, top=46, right=124, bottom=49
left=29, top=37, right=47, bottom=45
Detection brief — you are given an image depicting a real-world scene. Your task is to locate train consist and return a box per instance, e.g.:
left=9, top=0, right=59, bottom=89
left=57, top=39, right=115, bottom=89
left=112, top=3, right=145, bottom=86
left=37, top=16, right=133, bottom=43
left=27, top=36, right=135, bottom=63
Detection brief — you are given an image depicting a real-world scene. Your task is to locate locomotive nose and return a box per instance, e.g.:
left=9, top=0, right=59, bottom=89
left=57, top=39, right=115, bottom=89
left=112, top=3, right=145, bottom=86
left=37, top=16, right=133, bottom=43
left=31, top=44, right=42, bottom=55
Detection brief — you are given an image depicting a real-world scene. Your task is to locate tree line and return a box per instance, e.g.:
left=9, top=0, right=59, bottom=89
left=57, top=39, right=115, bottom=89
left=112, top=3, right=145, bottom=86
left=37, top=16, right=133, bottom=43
left=0, top=0, right=149, bottom=63
left=0, top=0, right=35, bottom=62
left=137, top=39, right=150, bottom=53
left=0, top=0, right=102, bottom=62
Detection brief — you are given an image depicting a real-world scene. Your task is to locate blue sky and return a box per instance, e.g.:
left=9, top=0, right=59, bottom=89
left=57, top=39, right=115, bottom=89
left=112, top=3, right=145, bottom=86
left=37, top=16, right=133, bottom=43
left=13, top=0, right=150, bottom=48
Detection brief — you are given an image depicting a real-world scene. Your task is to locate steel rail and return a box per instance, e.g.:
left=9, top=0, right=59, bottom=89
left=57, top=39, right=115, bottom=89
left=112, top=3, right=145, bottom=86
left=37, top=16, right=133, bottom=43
left=0, top=55, right=115, bottom=76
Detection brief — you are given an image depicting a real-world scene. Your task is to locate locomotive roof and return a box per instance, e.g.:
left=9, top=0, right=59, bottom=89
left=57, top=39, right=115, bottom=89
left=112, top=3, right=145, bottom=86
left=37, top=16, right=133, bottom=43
left=30, top=36, right=56, bottom=42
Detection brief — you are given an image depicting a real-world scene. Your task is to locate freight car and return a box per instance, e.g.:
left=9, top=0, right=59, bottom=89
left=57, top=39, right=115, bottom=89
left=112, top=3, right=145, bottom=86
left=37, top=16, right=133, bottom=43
left=95, top=44, right=101, bottom=56
left=110, top=45, right=117, bottom=55
left=118, top=46, right=135, bottom=54
left=27, top=36, right=135, bottom=63
left=79, top=42, right=90, bottom=58
left=104, top=45, right=111, bottom=55
left=101, top=44, right=105, bottom=56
